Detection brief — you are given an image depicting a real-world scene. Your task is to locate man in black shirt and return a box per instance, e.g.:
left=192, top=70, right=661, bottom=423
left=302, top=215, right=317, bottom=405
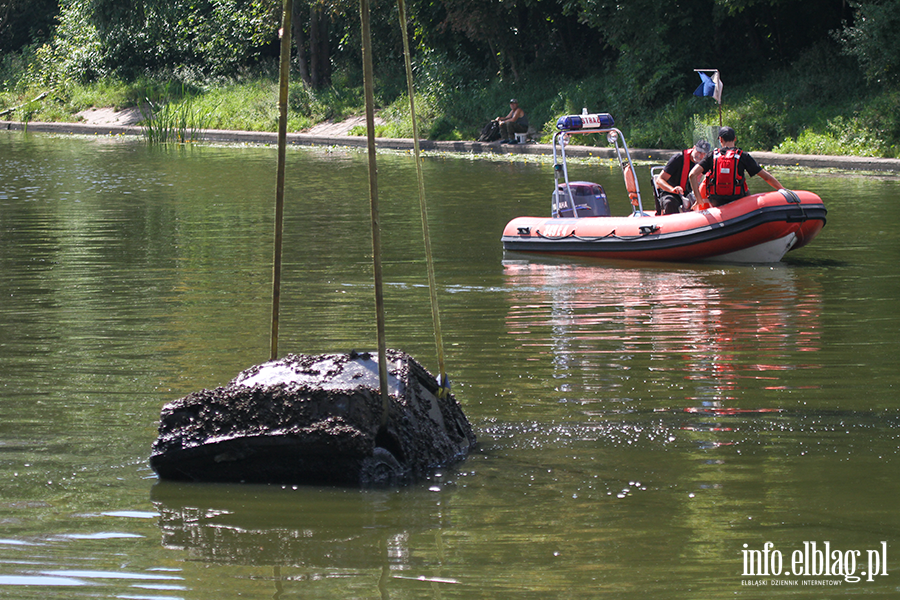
left=655, top=139, right=711, bottom=214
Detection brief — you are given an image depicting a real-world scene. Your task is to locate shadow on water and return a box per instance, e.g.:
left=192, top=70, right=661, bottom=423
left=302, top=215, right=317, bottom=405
left=782, top=255, right=848, bottom=268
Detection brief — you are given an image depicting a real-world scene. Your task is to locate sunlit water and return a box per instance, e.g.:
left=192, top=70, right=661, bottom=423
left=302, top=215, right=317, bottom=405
left=1, top=131, right=899, bottom=598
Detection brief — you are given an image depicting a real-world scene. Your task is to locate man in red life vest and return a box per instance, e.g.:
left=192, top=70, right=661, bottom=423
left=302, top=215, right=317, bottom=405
left=689, top=126, right=783, bottom=207
left=655, top=139, right=711, bottom=214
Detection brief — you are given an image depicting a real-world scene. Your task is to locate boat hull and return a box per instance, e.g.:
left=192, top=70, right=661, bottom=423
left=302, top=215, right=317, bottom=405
left=501, top=190, right=826, bottom=263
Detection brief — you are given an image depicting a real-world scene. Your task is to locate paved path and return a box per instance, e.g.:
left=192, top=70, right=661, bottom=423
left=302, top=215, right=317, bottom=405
left=5, top=119, right=900, bottom=173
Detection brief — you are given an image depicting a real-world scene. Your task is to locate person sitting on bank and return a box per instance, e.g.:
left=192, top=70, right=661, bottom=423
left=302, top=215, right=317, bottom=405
left=655, top=139, right=711, bottom=214
left=496, top=99, right=528, bottom=144
left=689, top=126, right=783, bottom=207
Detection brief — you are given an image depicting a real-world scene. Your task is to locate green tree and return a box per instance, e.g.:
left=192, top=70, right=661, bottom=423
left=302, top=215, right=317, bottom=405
left=563, top=0, right=692, bottom=106
left=429, top=0, right=604, bottom=81
left=0, top=0, right=58, bottom=53
left=292, top=0, right=356, bottom=88
left=560, top=0, right=853, bottom=110
left=709, top=0, right=853, bottom=75
left=839, top=0, right=900, bottom=86
left=41, top=0, right=281, bottom=82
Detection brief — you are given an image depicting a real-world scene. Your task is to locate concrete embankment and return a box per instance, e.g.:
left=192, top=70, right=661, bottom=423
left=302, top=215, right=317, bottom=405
left=5, top=120, right=900, bottom=173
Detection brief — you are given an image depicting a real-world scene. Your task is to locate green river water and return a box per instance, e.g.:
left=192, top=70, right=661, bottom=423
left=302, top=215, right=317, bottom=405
left=1, top=131, right=898, bottom=599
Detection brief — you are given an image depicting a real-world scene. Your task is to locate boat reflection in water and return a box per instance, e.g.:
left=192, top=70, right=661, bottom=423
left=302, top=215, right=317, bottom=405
left=501, top=257, right=824, bottom=448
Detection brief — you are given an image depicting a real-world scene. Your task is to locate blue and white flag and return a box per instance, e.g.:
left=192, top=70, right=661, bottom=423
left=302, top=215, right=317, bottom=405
left=694, top=71, right=723, bottom=104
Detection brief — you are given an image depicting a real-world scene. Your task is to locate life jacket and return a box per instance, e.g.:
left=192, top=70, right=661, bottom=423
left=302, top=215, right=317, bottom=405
left=654, top=149, right=693, bottom=215
left=705, top=148, right=747, bottom=198
left=678, top=148, right=692, bottom=192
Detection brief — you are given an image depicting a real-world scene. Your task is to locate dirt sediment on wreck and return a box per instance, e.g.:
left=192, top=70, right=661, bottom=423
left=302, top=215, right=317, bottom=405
left=150, top=350, right=476, bottom=486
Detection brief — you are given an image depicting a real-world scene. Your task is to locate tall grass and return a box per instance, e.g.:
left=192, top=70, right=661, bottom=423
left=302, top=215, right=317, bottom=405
left=140, top=84, right=215, bottom=144
left=2, top=43, right=897, bottom=157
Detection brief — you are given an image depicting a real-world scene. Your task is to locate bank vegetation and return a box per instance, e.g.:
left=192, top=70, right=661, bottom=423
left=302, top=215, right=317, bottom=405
left=1, top=0, right=899, bottom=157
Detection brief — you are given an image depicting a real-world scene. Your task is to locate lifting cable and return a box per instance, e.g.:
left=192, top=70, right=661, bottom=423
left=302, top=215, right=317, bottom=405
left=396, top=0, right=450, bottom=398
left=276, top=0, right=447, bottom=418
left=270, top=0, right=293, bottom=361
left=359, top=0, right=392, bottom=421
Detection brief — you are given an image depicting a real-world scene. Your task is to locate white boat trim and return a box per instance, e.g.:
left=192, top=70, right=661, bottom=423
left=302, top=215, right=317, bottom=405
left=706, top=232, right=798, bottom=263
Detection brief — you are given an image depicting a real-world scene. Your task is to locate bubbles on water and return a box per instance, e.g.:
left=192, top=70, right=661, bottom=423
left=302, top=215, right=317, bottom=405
left=610, top=481, right=647, bottom=499
left=477, top=407, right=900, bottom=464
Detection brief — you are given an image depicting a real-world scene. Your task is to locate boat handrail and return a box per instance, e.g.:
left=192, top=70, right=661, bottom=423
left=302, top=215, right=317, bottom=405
left=551, top=130, right=577, bottom=217
left=649, top=164, right=665, bottom=211
left=552, top=126, right=647, bottom=217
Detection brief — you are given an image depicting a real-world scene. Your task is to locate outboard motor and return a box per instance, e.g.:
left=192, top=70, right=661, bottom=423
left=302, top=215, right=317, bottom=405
left=553, top=181, right=610, bottom=218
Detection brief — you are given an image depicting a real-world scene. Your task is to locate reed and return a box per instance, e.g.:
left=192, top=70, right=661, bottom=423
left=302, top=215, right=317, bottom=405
left=140, top=85, right=215, bottom=144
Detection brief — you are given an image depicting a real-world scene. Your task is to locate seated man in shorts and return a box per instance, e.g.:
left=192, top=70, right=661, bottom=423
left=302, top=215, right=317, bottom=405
left=655, top=139, right=711, bottom=214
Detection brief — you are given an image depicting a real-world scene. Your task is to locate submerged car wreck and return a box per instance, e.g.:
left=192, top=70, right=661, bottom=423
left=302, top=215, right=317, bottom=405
left=150, top=350, right=476, bottom=486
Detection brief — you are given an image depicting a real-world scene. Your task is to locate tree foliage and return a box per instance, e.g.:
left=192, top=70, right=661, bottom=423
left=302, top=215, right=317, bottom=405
left=0, top=0, right=57, bottom=53
left=838, top=0, right=900, bottom=86
left=558, top=0, right=856, bottom=103
left=11, top=0, right=896, bottom=116
left=291, top=0, right=359, bottom=88
left=34, top=0, right=280, bottom=82
left=430, top=0, right=603, bottom=81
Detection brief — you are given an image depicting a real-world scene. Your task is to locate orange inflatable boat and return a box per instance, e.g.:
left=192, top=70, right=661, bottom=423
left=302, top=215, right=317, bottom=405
left=501, top=113, right=827, bottom=263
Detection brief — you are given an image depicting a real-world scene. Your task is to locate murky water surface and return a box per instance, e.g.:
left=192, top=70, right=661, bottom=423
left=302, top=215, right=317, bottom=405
left=1, top=132, right=899, bottom=598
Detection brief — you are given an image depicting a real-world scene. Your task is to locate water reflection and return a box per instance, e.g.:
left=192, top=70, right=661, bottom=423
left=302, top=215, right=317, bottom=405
left=151, top=481, right=461, bottom=598
left=503, top=259, right=822, bottom=397
left=501, top=257, right=829, bottom=452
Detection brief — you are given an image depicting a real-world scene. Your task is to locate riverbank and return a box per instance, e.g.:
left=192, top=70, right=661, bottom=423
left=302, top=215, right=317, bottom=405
left=6, top=118, right=900, bottom=174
